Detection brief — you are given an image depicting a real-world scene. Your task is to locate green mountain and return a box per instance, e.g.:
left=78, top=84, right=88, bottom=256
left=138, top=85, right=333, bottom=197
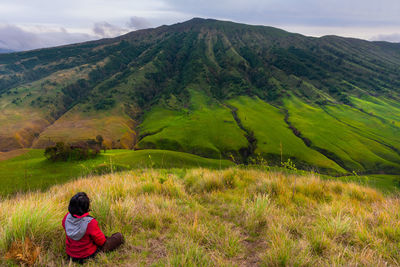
left=1, top=18, right=400, bottom=175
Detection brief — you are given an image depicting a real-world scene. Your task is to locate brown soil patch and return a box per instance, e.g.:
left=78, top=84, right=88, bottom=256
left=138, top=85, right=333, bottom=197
left=237, top=238, right=268, bottom=267
left=145, top=236, right=168, bottom=265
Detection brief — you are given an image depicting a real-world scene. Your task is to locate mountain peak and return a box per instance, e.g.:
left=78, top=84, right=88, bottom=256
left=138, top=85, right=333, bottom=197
left=1, top=18, right=400, bottom=175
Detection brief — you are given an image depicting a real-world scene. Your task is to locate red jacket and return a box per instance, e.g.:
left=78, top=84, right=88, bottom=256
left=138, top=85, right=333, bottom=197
left=62, top=212, right=106, bottom=259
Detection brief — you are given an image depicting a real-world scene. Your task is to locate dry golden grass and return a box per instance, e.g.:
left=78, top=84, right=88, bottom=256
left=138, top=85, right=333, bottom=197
left=0, top=107, right=51, bottom=151
left=0, top=168, right=399, bottom=266
left=33, top=105, right=136, bottom=149
left=4, top=237, right=41, bottom=266
left=0, top=63, right=101, bottom=152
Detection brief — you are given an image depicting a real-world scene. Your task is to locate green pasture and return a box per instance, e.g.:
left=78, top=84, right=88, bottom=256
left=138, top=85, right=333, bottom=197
left=1, top=148, right=399, bottom=197
left=227, top=96, right=346, bottom=174
left=285, top=96, right=400, bottom=173
left=329, top=174, right=400, bottom=193
left=0, top=149, right=233, bottom=196
left=136, top=89, right=248, bottom=159
left=350, top=95, right=400, bottom=128
left=322, top=104, right=400, bottom=152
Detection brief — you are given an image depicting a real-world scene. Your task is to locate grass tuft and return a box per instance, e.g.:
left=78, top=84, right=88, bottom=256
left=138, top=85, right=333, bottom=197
left=1, top=168, right=399, bottom=266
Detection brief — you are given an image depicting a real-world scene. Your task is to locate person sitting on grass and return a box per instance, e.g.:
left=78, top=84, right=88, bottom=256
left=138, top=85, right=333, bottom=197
left=62, top=192, right=124, bottom=264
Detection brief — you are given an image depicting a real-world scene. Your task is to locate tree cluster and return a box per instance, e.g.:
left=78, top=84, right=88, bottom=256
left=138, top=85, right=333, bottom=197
left=44, top=135, right=104, bottom=162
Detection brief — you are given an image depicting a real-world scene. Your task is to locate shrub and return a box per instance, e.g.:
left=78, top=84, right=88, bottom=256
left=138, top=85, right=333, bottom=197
left=44, top=141, right=100, bottom=162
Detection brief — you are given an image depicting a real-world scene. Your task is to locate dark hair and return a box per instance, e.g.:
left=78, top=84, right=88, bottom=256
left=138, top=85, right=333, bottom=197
left=68, top=192, right=90, bottom=216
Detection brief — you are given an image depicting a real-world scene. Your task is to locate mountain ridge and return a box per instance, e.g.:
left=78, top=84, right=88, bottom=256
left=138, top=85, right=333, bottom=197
left=1, top=18, right=400, bottom=174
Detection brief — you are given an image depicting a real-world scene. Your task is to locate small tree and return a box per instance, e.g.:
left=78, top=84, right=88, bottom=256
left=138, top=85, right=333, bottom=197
left=96, top=135, right=103, bottom=145
left=96, top=135, right=106, bottom=153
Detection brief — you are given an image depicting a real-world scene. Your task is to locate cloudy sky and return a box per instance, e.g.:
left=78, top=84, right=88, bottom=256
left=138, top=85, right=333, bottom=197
left=1, top=0, right=400, bottom=51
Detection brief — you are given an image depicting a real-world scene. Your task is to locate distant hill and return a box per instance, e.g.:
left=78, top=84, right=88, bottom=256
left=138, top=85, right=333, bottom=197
left=0, top=48, right=14, bottom=54
left=0, top=18, right=400, bottom=174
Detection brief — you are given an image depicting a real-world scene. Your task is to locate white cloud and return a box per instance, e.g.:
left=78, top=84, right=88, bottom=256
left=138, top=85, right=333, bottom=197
left=371, top=33, right=400, bottom=43
left=0, top=24, right=95, bottom=51
left=127, top=16, right=152, bottom=30
left=92, top=22, right=129, bottom=38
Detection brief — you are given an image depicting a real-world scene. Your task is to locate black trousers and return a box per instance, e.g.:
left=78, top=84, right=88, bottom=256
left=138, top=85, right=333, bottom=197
left=68, top=233, right=124, bottom=264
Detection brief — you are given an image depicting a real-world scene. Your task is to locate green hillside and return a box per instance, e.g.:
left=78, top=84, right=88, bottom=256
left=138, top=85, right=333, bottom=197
left=1, top=18, right=400, bottom=174
left=0, top=149, right=233, bottom=196
left=285, top=96, right=400, bottom=173
left=227, top=96, right=346, bottom=174
left=137, top=89, right=248, bottom=160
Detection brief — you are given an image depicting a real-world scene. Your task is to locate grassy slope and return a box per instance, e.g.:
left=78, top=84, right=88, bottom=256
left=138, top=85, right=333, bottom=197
left=0, top=149, right=30, bottom=161
left=0, top=149, right=233, bottom=196
left=350, top=95, right=400, bottom=128
left=1, top=20, right=400, bottom=180
left=137, top=89, right=249, bottom=159
left=0, top=65, right=95, bottom=151
left=227, top=96, right=346, bottom=174
left=323, top=104, right=400, bottom=152
left=0, top=105, right=50, bottom=150
left=1, top=20, right=400, bottom=176
left=2, top=168, right=400, bottom=266
left=33, top=104, right=136, bottom=149
left=332, top=174, right=400, bottom=193
left=285, top=96, right=400, bottom=173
